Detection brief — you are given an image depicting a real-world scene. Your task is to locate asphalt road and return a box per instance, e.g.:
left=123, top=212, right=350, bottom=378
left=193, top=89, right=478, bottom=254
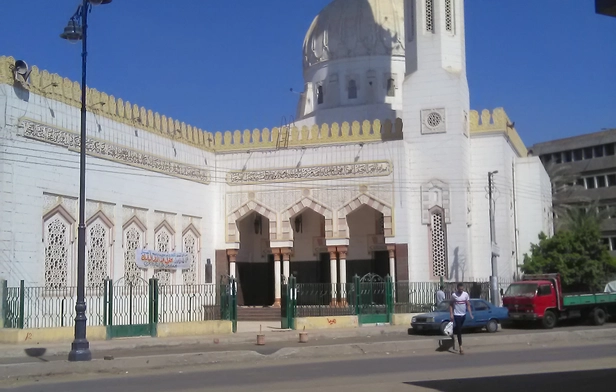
left=3, top=341, right=615, bottom=391
left=2, top=321, right=614, bottom=365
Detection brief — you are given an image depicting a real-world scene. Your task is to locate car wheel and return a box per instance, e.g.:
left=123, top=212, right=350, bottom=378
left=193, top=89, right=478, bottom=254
left=542, top=310, right=557, bottom=329
left=486, top=319, right=498, bottom=333
left=592, top=308, right=606, bottom=326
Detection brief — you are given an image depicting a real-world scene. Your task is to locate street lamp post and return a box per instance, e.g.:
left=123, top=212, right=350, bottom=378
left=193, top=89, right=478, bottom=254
left=488, top=170, right=499, bottom=306
left=60, top=0, right=112, bottom=362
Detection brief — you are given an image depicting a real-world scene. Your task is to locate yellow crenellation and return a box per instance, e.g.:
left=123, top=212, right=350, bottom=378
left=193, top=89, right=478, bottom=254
left=1, top=56, right=525, bottom=155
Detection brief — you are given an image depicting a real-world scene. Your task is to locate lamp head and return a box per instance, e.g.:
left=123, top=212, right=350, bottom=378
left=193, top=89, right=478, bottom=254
left=60, top=19, right=83, bottom=43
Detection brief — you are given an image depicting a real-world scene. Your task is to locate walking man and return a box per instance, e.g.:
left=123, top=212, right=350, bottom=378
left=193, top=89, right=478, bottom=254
left=449, top=283, right=473, bottom=355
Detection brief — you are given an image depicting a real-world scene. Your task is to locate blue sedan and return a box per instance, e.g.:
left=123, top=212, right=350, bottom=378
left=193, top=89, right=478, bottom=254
left=411, top=299, right=509, bottom=334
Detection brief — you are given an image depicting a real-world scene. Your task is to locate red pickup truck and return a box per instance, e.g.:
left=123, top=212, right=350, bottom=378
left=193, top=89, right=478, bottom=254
left=502, top=273, right=616, bottom=329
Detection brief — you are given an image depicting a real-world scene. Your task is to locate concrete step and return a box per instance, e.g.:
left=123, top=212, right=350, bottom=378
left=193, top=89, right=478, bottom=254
left=237, top=307, right=281, bottom=321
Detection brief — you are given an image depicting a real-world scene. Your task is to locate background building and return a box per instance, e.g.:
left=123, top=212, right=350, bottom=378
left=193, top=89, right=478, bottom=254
left=596, top=0, right=616, bottom=17
left=530, top=129, right=616, bottom=255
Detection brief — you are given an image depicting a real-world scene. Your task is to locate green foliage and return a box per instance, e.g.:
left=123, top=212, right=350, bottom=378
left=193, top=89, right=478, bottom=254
left=523, top=220, right=616, bottom=292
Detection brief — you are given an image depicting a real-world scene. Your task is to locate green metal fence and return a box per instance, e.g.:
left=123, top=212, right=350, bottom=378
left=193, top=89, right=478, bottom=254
left=158, top=283, right=219, bottom=323
left=294, top=282, right=356, bottom=318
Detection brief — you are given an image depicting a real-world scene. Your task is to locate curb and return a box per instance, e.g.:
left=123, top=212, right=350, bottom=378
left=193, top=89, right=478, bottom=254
left=1, top=327, right=616, bottom=381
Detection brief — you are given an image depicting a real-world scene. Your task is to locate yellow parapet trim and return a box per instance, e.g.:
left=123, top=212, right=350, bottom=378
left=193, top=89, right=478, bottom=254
left=0, top=56, right=403, bottom=153
left=469, top=108, right=528, bottom=158
left=0, top=326, right=107, bottom=345
left=156, top=321, right=233, bottom=338
left=294, top=316, right=359, bottom=330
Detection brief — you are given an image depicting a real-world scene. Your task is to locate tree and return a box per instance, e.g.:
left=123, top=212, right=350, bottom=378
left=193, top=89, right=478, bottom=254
left=523, top=219, right=616, bottom=293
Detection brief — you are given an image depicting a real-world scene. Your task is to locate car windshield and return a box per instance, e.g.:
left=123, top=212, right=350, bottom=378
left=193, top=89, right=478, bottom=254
left=435, top=301, right=450, bottom=312
left=505, top=283, right=537, bottom=297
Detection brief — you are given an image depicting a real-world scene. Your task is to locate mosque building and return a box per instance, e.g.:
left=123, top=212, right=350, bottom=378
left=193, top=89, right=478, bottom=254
left=0, top=0, right=552, bottom=308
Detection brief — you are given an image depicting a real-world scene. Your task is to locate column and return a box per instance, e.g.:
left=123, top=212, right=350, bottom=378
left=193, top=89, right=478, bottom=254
left=282, top=248, right=291, bottom=280
left=387, top=245, right=396, bottom=283
left=226, top=249, right=238, bottom=278
left=274, top=251, right=282, bottom=307
left=338, top=246, right=348, bottom=306
left=328, top=247, right=338, bottom=306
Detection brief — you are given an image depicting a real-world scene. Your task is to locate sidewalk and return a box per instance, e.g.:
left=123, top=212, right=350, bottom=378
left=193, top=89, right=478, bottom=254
left=0, top=323, right=412, bottom=360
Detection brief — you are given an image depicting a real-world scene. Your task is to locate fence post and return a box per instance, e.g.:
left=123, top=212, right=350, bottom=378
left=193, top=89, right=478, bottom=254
left=103, top=279, right=108, bottom=326
left=386, top=275, right=394, bottom=324
left=149, top=278, right=159, bottom=338
left=0, top=279, right=6, bottom=328
left=353, top=275, right=360, bottom=317
left=230, top=277, right=237, bottom=333
left=108, top=279, right=114, bottom=327
left=18, top=280, right=25, bottom=329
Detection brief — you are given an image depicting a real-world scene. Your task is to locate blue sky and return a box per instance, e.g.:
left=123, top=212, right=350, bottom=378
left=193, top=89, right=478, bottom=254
left=1, top=0, right=614, bottom=146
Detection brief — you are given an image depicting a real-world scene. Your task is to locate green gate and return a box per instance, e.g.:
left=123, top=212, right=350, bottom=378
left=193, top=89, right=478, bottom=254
left=220, top=275, right=238, bottom=333
left=105, top=277, right=157, bottom=339
left=354, top=274, right=393, bottom=325
left=281, top=275, right=297, bottom=329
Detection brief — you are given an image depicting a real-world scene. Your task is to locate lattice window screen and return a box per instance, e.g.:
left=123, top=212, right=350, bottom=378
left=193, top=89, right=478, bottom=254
left=430, top=210, right=448, bottom=278
left=124, top=226, right=143, bottom=284
left=425, top=0, right=434, bottom=32
left=44, top=217, right=70, bottom=289
left=445, top=0, right=454, bottom=33
left=154, top=228, right=172, bottom=285
left=182, top=233, right=198, bottom=285
left=87, top=222, right=109, bottom=288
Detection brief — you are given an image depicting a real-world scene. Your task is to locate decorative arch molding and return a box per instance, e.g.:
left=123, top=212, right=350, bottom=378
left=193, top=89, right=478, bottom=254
left=43, top=204, right=76, bottom=225
left=226, top=200, right=277, bottom=243
left=421, top=179, right=451, bottom=224
left=280, top=197, right=334, bottom=240
left=182, top=223, right=200, bottom=237
left=154, top=220, right=175, bottom=236
left=337, top=194, right=393, bottom=238
left=122, top=215, right=147, bottom=233
left=86, top=210, right=113, bottom=230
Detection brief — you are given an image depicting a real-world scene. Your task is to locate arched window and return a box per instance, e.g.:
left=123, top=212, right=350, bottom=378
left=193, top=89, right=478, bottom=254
left=123, top=218, right=145, bottom=285
left=348, top=80, right=358, bottom=99
left=87, top=218, right=111, bottom=288
left=317, top=85, right=324, bottom=105
left=386, top=78, right=396, bottom=97
left=44, top=214, right=72, bottom=289
left=182, top=230, right=199, bottom=285
left=429, top=208, right=448, bottom=278
left=154, top=224, right=173, bottom=285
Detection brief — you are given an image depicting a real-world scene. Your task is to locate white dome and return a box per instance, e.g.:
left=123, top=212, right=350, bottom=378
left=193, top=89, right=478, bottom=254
left=303, top=0, right=405, bottom=71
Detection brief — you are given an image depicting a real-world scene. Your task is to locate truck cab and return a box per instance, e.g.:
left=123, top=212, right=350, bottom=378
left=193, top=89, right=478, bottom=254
left=502, top=274, right=563, bottom=329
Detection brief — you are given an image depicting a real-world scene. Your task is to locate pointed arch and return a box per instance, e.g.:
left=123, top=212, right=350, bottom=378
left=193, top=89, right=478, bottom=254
left=43, top=206, right=75, bottom=289
left=421, top=179, right=451, bottom=224
left=428, top=206, right=448, bottom=279
left=86, top=210, right=113, bottom=229
left=226, top=200, right=277, bottom=243
left=281, top=197, right=333, bottom=240
left=43, top=204, right=75, bottom=225
left=337, top=194, right=393, bottom=238
left=86, top=213, right=112, bottom=288
left=122, top=216, right=146, bottom=284
left=122, top=215, right=146, bottom=233
left=182, top=223, right=200, bottom=237
left=155, top=220, right=175, bottom=236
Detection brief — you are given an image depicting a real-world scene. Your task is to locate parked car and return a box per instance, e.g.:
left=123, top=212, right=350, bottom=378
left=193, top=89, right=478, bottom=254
left=411, top=299, right=509, bottom=334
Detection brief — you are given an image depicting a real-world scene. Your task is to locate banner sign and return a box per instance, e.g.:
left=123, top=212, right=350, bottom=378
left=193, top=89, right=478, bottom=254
left=135, top=249, right=191, bottom=270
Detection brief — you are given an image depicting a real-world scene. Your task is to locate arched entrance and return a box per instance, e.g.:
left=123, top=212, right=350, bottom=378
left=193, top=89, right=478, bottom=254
left=236, top=211, right=275, bottom=306
left=346, top=204, right=390, bottom=281
left=286, top=208, right=328, bottom=284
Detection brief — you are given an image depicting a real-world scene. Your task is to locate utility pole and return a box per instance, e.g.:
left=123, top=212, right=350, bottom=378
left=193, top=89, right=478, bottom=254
left=488, top=171, right=500, bottom=306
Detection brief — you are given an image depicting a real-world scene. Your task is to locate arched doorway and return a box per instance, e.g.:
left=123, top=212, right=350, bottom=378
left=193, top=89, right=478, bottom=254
left=287, top=208, right=328, bottom=284
left=346, top=204, right=390, bottom=281
left=236, top=211, right=274, bottom=306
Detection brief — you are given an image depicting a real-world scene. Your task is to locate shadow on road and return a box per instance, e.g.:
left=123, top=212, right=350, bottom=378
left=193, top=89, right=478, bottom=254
left=405, top=369, right=616, bottom=392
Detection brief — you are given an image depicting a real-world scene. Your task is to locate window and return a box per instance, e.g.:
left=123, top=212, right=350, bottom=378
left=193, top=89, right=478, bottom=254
left=386, top=78, right=396, bottom=97
left=594, top=145, right=604, bottom=158
left=541, top=155, right=552, bottom=164
left=563, top=150, right=572, bottom=162
left=474, top=301, right=489, bottom=311
left=538, top=285, right=552, bottom=296
left=607, top=174, right=616, bottom=187
left=573, top=149, right=583, bottom=161
left=429, top=209, right=448, bottom=278
left=87, top=221, right=109, bottom=288
left=44, top=215, right=71, bottom=289
left=425, top=0, right=434, bottom=32
left=597, top=175, right=607, bottom=188
left=317, top=85, right=324, bottom=105
left=347, top=80, right=357, bottom=99
left=182, top=232, right=198, bottom=285
left=124, top=224, right=144, bottom=284
left=583, top=147, right=593, bottom=160
left=585, top=177, right=596, bottom=189
left=444, top=0, right=454, bottom=33
left=576, top=178, right=585, bottom=187
left=605, top=143, right=615, bottom=156
left=554, top=153, right=562, bottom=164
left=154, top=226, right=173, bottom=285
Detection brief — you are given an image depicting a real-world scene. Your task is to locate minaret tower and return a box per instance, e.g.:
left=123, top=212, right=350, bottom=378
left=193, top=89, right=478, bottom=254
left=402, top=0, right=472, bottom=281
